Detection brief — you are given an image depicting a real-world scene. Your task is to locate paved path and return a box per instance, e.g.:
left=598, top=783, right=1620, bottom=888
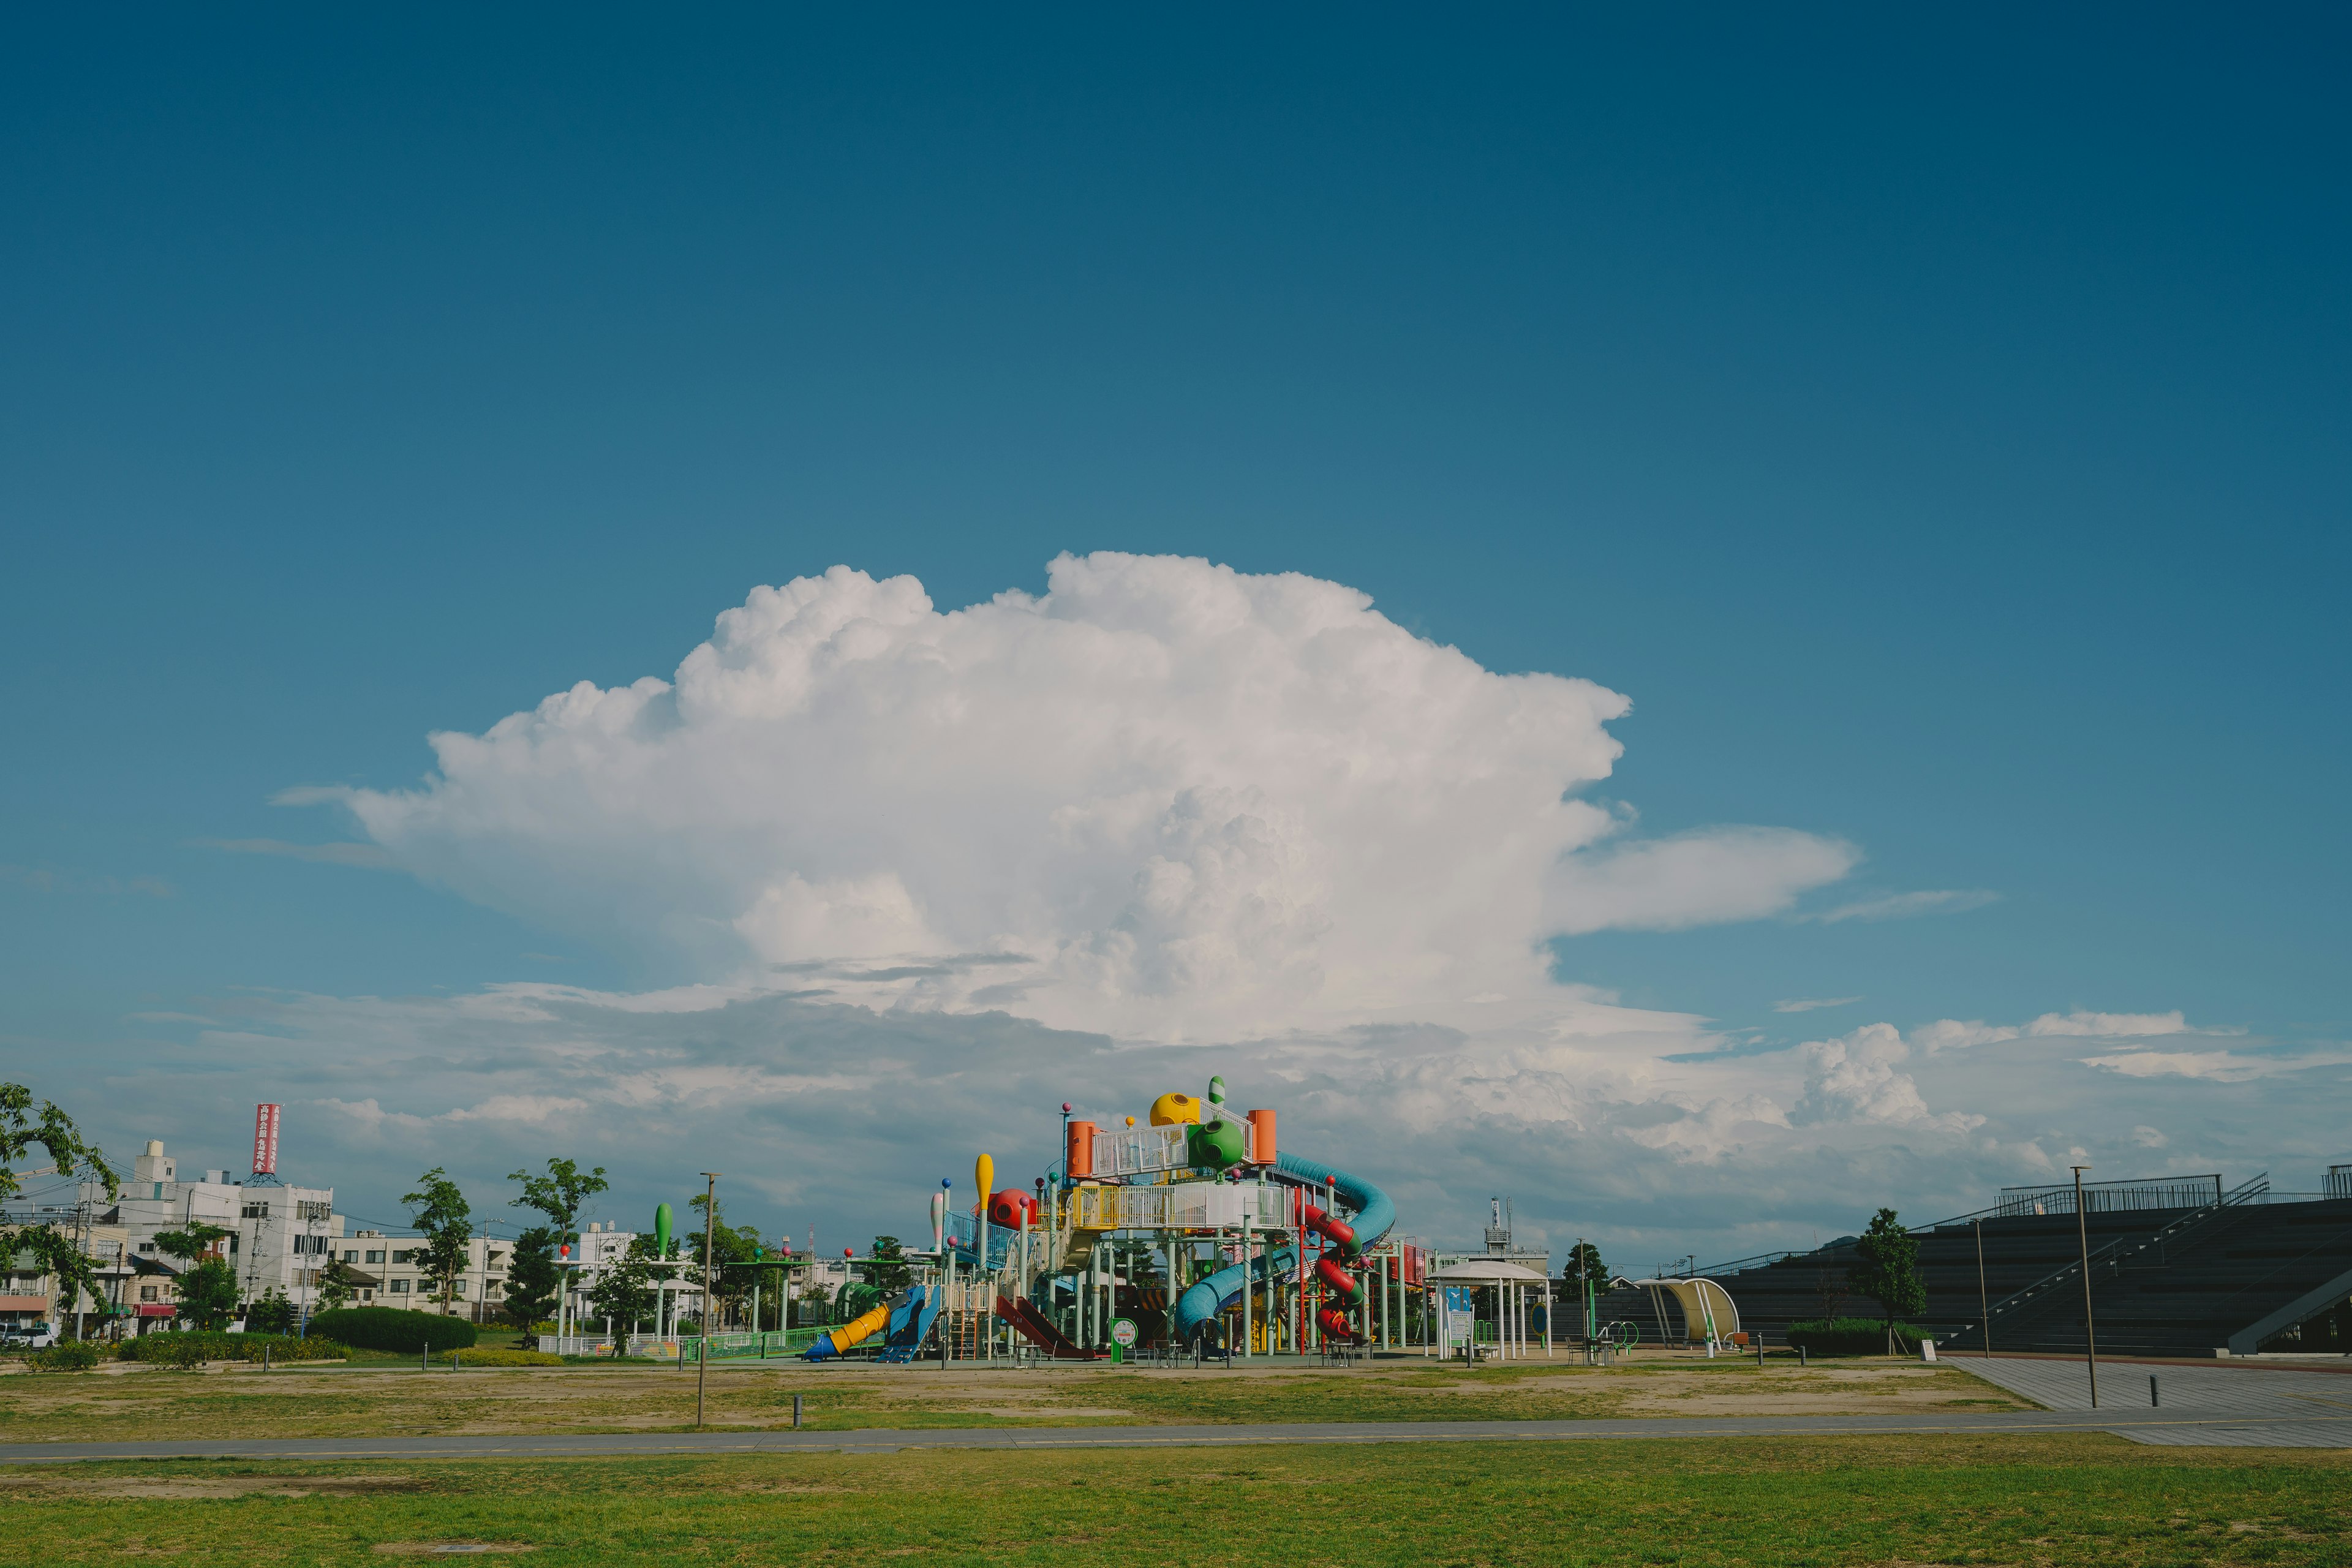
left=1959, top=1354, right=2352, bottom=1446
left=2, top=1403, right=2347, bottom=1465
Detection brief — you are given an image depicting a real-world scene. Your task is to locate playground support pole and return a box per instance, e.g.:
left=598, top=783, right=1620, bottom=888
left=1240, top=1213, right=1252, bottom=1359
left=1545, top=1277, right=1553, bottom=1357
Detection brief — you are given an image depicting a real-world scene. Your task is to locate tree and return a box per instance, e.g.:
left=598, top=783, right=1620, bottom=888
left=586, top=1234, right=659, bottom=1333
left=244, top=1289, right=297, bottom=1335
left=686, top=1193, right=769, bottom=1327
left=0, top=1082, right=119, bottom=1327
left=1848, top=1207, right=1926, bottom=1352
left=1561, top=1242, right=1607, bottom=1336
left=869, top=1235, right=911, bottom=1295
left=1562, top=1242, right=1606, bottom=1292
left=508, top=1157, right=609, bottom=1250
left=402, top=1169, right=475, bottom=1316
left=156, top=1223, right=239, bottom=1331
left=314, top=1259, right=362, bottom=1313
left=501, top=1226, right=560, bottom=1333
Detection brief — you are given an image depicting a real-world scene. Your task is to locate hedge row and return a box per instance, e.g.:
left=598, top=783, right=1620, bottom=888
left=303, top=1307, right=478, bottom=1354
left=1784, top=1317, right=1930, bottom=1355
left=432, top=1347, right=564, bottom=1367
left=118, top=1331, right=350, bottom=1364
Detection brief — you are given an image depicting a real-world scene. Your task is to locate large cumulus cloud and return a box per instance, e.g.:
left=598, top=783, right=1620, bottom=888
left=309, top=553, right=1856, bottom=1038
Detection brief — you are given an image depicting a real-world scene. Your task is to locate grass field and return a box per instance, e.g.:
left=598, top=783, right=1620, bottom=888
left=4, top=1432, right=2347, bottom=1565
left=0, top=1352, right=2022, bottom=1441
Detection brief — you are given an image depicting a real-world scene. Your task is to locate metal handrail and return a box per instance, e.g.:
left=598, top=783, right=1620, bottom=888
left=1959, top=1172, right=2269, bottom=1343
left=1691, top=1250, right=1803, bottom=1276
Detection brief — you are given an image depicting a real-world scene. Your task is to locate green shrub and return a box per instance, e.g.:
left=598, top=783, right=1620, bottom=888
left=303, top=1307, right=478, bottom=1354
left=116, top=1331, right=349, bottom=1365
left=145, top=1335, right=211, bottom=1370
left=1785, top=1317, right=1930, bottom=1355
left=435, top=1346, right=563, bottom=1367
left=29, top=1340, right=104, bottom=1371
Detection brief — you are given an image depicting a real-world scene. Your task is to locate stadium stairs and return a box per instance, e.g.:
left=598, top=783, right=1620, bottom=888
left=1595, top=1187, right=2352, bottom=1359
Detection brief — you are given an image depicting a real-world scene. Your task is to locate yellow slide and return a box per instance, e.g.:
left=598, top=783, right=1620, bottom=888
left=804, top=1300, right=892, bottom=1360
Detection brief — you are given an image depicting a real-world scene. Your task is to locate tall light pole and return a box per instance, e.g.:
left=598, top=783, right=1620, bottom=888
left=696, top=1172, right=718, bottom=1430
left=1974, top=1219, right=1990, bottom=1360
left=2072, top=1165, right=2098, bottom=1408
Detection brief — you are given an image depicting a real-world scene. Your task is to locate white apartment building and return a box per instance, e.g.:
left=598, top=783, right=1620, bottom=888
left=80, top=1139, right=347, bottom=1330
left=333, top=1230, right=517, bottom=1322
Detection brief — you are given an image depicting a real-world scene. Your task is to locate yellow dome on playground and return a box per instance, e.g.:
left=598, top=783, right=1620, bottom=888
left=1148, top=1091, right=1202, bottom=1126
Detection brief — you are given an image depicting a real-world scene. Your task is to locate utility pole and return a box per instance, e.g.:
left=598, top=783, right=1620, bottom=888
left=2072, top=1165, right=2098, bottom=1408
left=696, top=1172, right=718, bottom=1430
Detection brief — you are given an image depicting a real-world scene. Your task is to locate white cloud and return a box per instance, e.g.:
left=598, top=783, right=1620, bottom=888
left=1910, top=1010, right=2190, bottom=1053
left=1545, top=827, right=1858, bottom=935
left=303, top=554, right=1858, bottom=1039
left=2079, top=1048, right=2352, bottom=1082
left=197, top=838, right=398, bottom=870
left=127, top=554, right=2324, bottom=1257
left=2025, top=1009, right=2190, bottom=1038
left=1794, top=1023, right=1983, bottom=1134
left=1800, top=889, right=1999, bottom=924
left=1774, top=996, right=1861, bottom=1014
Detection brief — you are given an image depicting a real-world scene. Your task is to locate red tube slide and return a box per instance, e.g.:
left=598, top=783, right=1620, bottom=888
left=1303, top=1202, right=1370, bottom=1340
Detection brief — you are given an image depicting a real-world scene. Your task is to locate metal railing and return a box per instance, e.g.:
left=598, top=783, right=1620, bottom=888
left=1955, top=1172, right=2270, bottom=1348
left=1996, top=1173, right=2226, bottom=1217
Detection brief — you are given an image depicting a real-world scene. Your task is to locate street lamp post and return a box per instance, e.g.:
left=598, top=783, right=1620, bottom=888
left=1975, top=1219, right=1990, bottom=1360
left=2073, top=1165, right=2098, bottom=1408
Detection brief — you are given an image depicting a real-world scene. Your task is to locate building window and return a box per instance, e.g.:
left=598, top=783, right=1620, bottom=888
left=365, top=1250, right=384, bottom=1264
left=342, top=1250, right=359, bottom=1263
left=361, top=1290, right=374, bottom=1302
left=391, top=1250, right=413, bottom=1264
left=390, top=1280, right=410, bottom=1294
left=452, top=1281, right=467, bottom=1297
left=241, top=1202, right=271, bottom=1219
left=140, top=1286, right=159, bottom=1303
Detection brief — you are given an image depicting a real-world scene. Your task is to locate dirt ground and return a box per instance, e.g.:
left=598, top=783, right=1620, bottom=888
left=0, top=1349, right=2026, bottom=1442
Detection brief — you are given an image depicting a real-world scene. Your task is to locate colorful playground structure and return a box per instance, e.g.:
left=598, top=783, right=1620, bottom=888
left=537, top=1080, right=1767, bottom=1366
left=808, top=1075, right=1423, bottom=1362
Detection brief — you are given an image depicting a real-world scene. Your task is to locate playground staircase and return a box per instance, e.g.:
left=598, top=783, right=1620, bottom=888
left=995, top=1294, right=1098, bottom=1359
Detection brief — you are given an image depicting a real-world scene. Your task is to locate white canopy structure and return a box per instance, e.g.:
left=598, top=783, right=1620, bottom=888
left=1426, top=1258, right=1552, bottom=1360
left=1426, top=1259, right=1549, bottom=1284
left=1623, top=1275, right=1741, bottom=1348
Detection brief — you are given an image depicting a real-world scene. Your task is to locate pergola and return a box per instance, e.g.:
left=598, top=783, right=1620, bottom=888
left=1425, top=1257, right=1551, bottom=1359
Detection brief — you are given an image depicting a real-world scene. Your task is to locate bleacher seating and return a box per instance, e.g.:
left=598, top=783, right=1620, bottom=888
left=1594, top=1194, right=2352, bottom=1358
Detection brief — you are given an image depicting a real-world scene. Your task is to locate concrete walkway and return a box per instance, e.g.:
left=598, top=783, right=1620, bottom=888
left=2, top=1403, right=2347, bottom=1465
left=1957, top=1354, right=2352, bottom=1446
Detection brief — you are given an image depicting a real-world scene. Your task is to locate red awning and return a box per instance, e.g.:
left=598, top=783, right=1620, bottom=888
left=136, top=1304, right=179, bottom=1317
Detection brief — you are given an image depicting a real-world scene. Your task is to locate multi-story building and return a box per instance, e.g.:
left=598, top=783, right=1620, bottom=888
left=80, top=1138, right=347, bottom=1330
left=330, top=1230, right=518, bottom=1322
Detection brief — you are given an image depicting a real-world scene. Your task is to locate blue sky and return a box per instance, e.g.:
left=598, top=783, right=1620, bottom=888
left=4, top=9, right=2346, bottom=1261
